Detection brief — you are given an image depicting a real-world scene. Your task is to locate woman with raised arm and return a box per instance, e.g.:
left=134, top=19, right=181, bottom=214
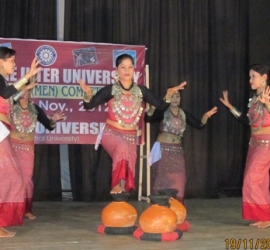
left=10, top=87, right=65, bottom=220
left=0, top=46, right=40, bottom=237
left=145, top=86, right=217, bottom=202
left=79, top=53, right=184, bottom=194
left=220, top=63, right=270, bottom=229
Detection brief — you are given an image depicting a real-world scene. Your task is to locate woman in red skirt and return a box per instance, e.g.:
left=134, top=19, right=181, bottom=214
left=10, top=88, right=65, bottom=220
left=0, top=47, right=40, bottom=237
left=145, top=87, right=217, bottom=202
left=220, top=63, right=270, bottom=229
left=79, top=54, right=184, bottom=194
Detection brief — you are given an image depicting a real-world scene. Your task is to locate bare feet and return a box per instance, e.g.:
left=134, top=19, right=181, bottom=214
left=110, top=184, right=122, bottom=194
left=249, top=221, right=262, bottom=227
left=25, top=212, right=36, bottom=220
left=258, top=221, right=270, bottom=229
left=0, top=228, right=15, bottom=238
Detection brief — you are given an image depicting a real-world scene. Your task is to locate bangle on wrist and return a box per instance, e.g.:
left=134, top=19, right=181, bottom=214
left=146, top=106, right=155, bottom=116
left=83, top=92, right=92, bottom=102
left=201, top=115, right=208, bottom=125
left=13, top=77, right=29, bottom=90
left=13, top=90, right=24, bottom=101
left=49, top=117, right=56, bottom=127
left=230, top=107, right=242, bottom=118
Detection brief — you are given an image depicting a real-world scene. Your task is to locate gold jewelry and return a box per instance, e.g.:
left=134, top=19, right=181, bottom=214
left=13, top=77, right=29, bottom=90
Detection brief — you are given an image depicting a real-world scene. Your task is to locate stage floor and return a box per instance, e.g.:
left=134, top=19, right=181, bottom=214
left=2, top=197, right=270, bottom=250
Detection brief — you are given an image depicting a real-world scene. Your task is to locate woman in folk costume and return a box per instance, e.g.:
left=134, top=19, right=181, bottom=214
left=220, top=63, right=270, bottom=229
left=145, top=85, right=217, bottom=202
left=79, top=53, right=185, bottom=194
left=0, top=46, right=40, bottom=237
left=10, top=88, right=65, bottom=220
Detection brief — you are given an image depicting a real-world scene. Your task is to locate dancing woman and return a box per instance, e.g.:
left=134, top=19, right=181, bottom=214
left=79, top=53, right=184, bottom=194
left=145, top=86, right=217, bottom=202
left=220, top=63, right=270, bottom=229
left=0, top=47, right=40, bottom=237
left=10, top=87, right=65, bottom=220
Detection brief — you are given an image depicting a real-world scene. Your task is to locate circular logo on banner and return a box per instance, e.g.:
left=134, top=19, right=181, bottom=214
left=35, top=45, right=57, bottom=66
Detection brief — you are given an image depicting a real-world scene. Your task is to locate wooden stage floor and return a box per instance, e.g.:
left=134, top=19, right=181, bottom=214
left=1, top=197, right=270, bottom=250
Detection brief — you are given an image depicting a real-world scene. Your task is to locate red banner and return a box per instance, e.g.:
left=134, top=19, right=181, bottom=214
left=0, top=38, right=146, bottom=144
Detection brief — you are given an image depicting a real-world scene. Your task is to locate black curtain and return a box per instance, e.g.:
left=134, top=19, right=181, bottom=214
left=64, top=0, right=250, bottom=201
left=0, top=0, right=61, bottom=201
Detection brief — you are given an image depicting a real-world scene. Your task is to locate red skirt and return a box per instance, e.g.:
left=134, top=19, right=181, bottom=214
left=0, top=136, right=25, bottom=227
left=11, top=138, right=35, bottom=214
left=242, top=134, right=270, bottom=221
left=101, top=125, right=137, bottom=192
left=151, top=142, right=186, bottom=200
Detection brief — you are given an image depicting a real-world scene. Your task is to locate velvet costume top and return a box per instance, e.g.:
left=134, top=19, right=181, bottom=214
left=34, top=104, right=55, bottom=131
left=0, top=74, right=17, bottom=123
left=83, top=84, right=170, bottom=119
left=0, top=74, right=17, bottom=99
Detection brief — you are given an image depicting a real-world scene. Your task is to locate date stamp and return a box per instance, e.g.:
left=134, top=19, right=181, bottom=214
left=225, top=238, right=270, bottom=249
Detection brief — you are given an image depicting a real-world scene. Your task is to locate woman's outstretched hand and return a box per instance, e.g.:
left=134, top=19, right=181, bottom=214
left=204, top=106, right=218, bottom=118
left=258, top=86, right=270, bottom=105
left=201, top=106, right=218, bottom=124
left=26, top=57, right=41, bottom=80
left=78, top=79, right=93, bottom=98
left=167, top=81, right=187, bottom=94
left=50, top=111, right=66, bottom=122
left=24, top=76, right=38, bottom=91
left=219, top=90, right=233, bottom=110
left=165, top=81, right=187, bottom=102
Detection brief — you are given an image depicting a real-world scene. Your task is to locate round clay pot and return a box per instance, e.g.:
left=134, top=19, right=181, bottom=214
left=139, top=204, right=178, bottom=233
left=169, top=197, right=187, bottom=224
left=101, top=201, right=137, bottom=227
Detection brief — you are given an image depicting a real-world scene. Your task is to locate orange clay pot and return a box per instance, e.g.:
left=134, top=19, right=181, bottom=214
left=169, top=197, right=187, bottom=224
left=139, top=204, right=178, bottom=233
left=101, top=201, right=137, bottom=227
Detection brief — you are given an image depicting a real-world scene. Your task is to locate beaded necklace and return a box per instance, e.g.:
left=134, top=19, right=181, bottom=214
left=111, top=81, right=143, bottom=127
left=11, top=101, right=38, bottom=133
left=162, top=107, right=186, bottom=137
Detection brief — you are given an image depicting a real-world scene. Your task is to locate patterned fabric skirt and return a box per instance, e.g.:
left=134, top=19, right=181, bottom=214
left=0, top=136, right=25, bottom=227
left=11, top=138, right=35, bottom=214
left=101, top=125, right=137, bottom=192
left=242, top=134, right=270, bottom=221
left=151, top=142, right=186, bottom=201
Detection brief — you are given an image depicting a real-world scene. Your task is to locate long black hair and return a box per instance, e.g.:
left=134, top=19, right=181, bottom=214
left=250, top=63, right=270, bottom=86
left=0, top=47, right=16, bottom=60
left=115, top=53, right=134, bottom=67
